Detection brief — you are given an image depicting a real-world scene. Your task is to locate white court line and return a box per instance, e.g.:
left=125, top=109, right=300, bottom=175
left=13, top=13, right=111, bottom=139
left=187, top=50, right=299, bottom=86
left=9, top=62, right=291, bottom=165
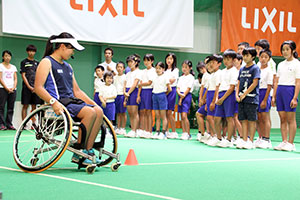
left=137, top=157, right=300, bottom=166
left=0, top=166, right=181, bottom=200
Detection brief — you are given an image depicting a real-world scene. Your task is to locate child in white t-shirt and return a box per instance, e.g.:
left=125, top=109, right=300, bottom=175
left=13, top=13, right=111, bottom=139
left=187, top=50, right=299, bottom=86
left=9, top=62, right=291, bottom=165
left=151, top=62, right=171, bottom=139
left=114, top=61, right=127, bottom=135
left=93, top=65, right=104, bottom=107
left=0, top=50, right=18, bottom=130
left=98, top=72, right=117, bottom=124
left=177, top=60, right=195, bottom=140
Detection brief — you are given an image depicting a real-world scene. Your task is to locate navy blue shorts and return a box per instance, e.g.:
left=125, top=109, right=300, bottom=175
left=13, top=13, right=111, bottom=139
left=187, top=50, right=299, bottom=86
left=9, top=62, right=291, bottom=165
left=206, top=91, right=216, bottom=116
left=115, top=95, right=127, bottom=113
left=238, top=102, right=258, bottom=121
left=66, top=102, right=94, bottom=118
left=139, top=88, right=153, bottom=110
left=101, top=102, right=115, bottom=121
left=197, top=104, right=207, bottom=116
left=178, top=93, right=192, bottom=113
left=126, top=88, right=138, bottom=106
left=94, top=92, right=101, bottom=107
left=215, top=91, right=236, bottom=118
left=258, top=89, right=271, bottom=113
left=276, top=85, right=297, bottom=112
left=167, top=87, right=176, bottom=111
left=152, top=92, right=168, bottom=110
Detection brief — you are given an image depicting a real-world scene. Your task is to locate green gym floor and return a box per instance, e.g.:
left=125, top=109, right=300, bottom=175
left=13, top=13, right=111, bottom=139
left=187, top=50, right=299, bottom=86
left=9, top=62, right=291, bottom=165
left=1, top=129, right=300, bottom=200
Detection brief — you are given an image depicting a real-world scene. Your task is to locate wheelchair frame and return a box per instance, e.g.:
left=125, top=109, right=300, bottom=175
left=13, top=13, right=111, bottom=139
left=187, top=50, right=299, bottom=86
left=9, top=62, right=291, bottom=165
left=13, top=104, right=121, bottom=174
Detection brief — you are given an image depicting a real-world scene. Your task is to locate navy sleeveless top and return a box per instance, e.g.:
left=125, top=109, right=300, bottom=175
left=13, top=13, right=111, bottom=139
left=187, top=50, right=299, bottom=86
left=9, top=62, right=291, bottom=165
left=45, top=56, right=74, bottom=100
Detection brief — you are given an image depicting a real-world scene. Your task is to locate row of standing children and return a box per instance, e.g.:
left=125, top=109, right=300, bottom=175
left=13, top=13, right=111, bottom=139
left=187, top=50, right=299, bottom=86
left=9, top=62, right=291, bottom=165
left=196, top=39, right=300, bottom=151
left=93, top=52, right=196, bottom=140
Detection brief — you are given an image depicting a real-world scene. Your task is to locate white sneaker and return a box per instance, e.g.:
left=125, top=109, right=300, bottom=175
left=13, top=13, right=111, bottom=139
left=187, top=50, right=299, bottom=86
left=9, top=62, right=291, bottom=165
left=135, top=129, right=143, bottom=138
left=119, top=128, right=126, bottom=135
left=143, top=131, right=152, bottom=139
left=217, top=139, right=233, bottom=148
left=197, top=133, right=202, bottom=141
left=151, top=132, right=160, bottom=139
left=115, top=128, right=120, bottom=135
left=125, top=130, right=136, bottom=138
left=254, top=137, right=262, bottom=147
left=157, top=133, right=167, bottom=140
left=180, top=132, right=191, bottom=140
left=200, top=132, right=211, bottom=143
left=281, top=142, right=296, bottom=152
left=166, top=132, right=174, bottom=139
left=257, top=139, right=272, bottom=149
left=236, top=139, right=246, bottom=149
left=274, top=142, right=287, bottom=151
left=243, top=140, right=255, bottom=149
left=172, top=132, right=179, bottom=139
left=207, top=137, right=221, bottom=146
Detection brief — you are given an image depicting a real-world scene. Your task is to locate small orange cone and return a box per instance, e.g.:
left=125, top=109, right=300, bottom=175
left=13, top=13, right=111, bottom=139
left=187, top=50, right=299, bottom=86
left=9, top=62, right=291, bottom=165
left=124, top=149, right=138, bottom=165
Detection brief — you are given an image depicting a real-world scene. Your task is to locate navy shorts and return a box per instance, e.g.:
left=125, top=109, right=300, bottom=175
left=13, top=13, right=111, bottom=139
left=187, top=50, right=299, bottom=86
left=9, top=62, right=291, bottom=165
left=206, top=91, right=216, bottom=116
left=197, top=104, right=207, bottom=116
left=238, top=102, right=258, bottom=121
left=276, top=85, right=297, bottom=112
left=258, top=89, right=271, bottom=113
left=94, top=92, right=101, bottom=107
left=21, top=86, right=43, bottom=105
left=167, top=87, right=176, bottom=111
left=178, top=93, right=192, bottom=113
left=139, top=88, right=153, bottom=110
left=152, top=92, right=168, bottom=110
left=101, top=102, right=115, bottom=121
left=115, top=95, right=127, bottom=113
left=215, top=91, right=236, bottom=118
left=66, top=102, right=94, bottom=118
left=126, top=88, right=138, bottom=106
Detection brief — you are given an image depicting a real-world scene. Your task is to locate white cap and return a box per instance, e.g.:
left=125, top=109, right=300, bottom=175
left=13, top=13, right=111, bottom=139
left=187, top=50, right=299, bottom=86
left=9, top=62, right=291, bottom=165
left=50, top=38, right=85, bottom=51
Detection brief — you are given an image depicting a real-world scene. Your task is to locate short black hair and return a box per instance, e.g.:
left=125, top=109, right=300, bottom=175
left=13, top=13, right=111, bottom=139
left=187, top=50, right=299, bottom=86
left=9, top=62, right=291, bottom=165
left=104, top=47, right=114, bottom=55
left=259, top=49, right=272, bottom=58
left=254, top=39, right=270, bottom=50
left=103, top=71, right=114, bottom=81
left=155, top=61, right=165, bottom=69
left=223, top=49, right=237, bottom=59
left=242, top=47, right=257, bottom=60
left=26, top=44, right=37, bottom=52
left=238, top=42, right=249, bottom=48
left=95, top=65, right=104, bottom=71
left=2, top=50, right=12, bottom=61
left=235, top=54, right=243, bottom=65
left=196, top=61, right=205, bottom=73
left=207, top=54, right=223, bottom=63
left=143, top=53, right=154, bottom=62
left=116, top=61, right=125, bottom=68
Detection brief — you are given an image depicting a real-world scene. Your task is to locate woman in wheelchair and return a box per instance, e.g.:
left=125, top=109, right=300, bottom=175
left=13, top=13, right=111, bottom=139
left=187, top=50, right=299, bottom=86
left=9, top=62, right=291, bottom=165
left=34, top=32, right=103, bottom=166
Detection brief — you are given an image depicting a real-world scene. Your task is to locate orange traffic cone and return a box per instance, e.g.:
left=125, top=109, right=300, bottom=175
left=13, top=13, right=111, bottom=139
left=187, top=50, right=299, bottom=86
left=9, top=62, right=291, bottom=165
left=124, top=149, right=138, bottom=165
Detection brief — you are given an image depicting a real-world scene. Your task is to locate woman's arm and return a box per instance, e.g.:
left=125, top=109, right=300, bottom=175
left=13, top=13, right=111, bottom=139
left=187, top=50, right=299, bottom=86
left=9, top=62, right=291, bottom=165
left=72, top=75, right=96, bottom=105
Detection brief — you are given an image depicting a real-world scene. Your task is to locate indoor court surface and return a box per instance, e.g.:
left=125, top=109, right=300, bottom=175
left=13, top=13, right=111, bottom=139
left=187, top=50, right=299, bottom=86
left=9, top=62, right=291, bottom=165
left=1, top=129, right=300, bottom=200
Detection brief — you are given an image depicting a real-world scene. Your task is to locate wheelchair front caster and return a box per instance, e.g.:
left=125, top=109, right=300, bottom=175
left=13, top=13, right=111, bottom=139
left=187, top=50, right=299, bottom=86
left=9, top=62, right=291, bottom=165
left=111, top=162, right=121, bottom=172
left=30, top=157, right=39, bottom=166
left=86, top=164, right=96, bottom=174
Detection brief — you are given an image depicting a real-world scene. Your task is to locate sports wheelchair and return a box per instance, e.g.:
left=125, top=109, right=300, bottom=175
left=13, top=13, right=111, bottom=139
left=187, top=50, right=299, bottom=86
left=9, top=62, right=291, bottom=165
left=13, top=104, right=121, bottom=174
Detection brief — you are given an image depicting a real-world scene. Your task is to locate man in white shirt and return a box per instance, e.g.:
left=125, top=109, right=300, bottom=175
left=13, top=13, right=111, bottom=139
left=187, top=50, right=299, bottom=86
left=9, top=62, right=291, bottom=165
left=100, top=48, right=117, bottom=75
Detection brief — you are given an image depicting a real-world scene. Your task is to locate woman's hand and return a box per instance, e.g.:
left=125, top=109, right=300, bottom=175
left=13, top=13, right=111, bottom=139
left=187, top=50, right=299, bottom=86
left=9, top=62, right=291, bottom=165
left=52, top=101, right=64, bottom=115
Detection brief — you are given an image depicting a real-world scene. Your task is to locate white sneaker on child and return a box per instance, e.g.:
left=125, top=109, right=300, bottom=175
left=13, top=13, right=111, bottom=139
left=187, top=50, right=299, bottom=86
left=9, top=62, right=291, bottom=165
left=157, top=133, right=167, bottom=140
left=207, top=137, right=221, bottom=146
left=217, top=139, right=233, bottom=148
left=236, top=139, right=246, bottom=149
left=274, top=142, right=287, bottom=151
left=200, top=132, right=210, bottom=143
left=180, top=132, right=191, bottom=140
left=115, top=128, right=120, bottom=135
left=257, top=139, right=272, bottom=149
left=254, top=137, right=262, bottom=147
left=119, top=128, right=126, bottom=135
left=166, top=132, right=174, bottom=139
left=197, top=133, right=202, bottom=141
left=243, top=140, right=255, bottom=149
left=125, top=130, right=136, bottom=138
left=281, top=142, right=296, bottom=152
left=143, top=131, right=152, bottom=139
left=151, top=132, right=160, bottom=139
left=172, top=132, right=179, bottom=139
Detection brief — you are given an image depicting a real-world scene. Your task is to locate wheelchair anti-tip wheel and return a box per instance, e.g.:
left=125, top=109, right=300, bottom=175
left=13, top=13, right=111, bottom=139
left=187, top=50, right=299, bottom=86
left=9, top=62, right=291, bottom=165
left=13, top=105, right=72, bottom=173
